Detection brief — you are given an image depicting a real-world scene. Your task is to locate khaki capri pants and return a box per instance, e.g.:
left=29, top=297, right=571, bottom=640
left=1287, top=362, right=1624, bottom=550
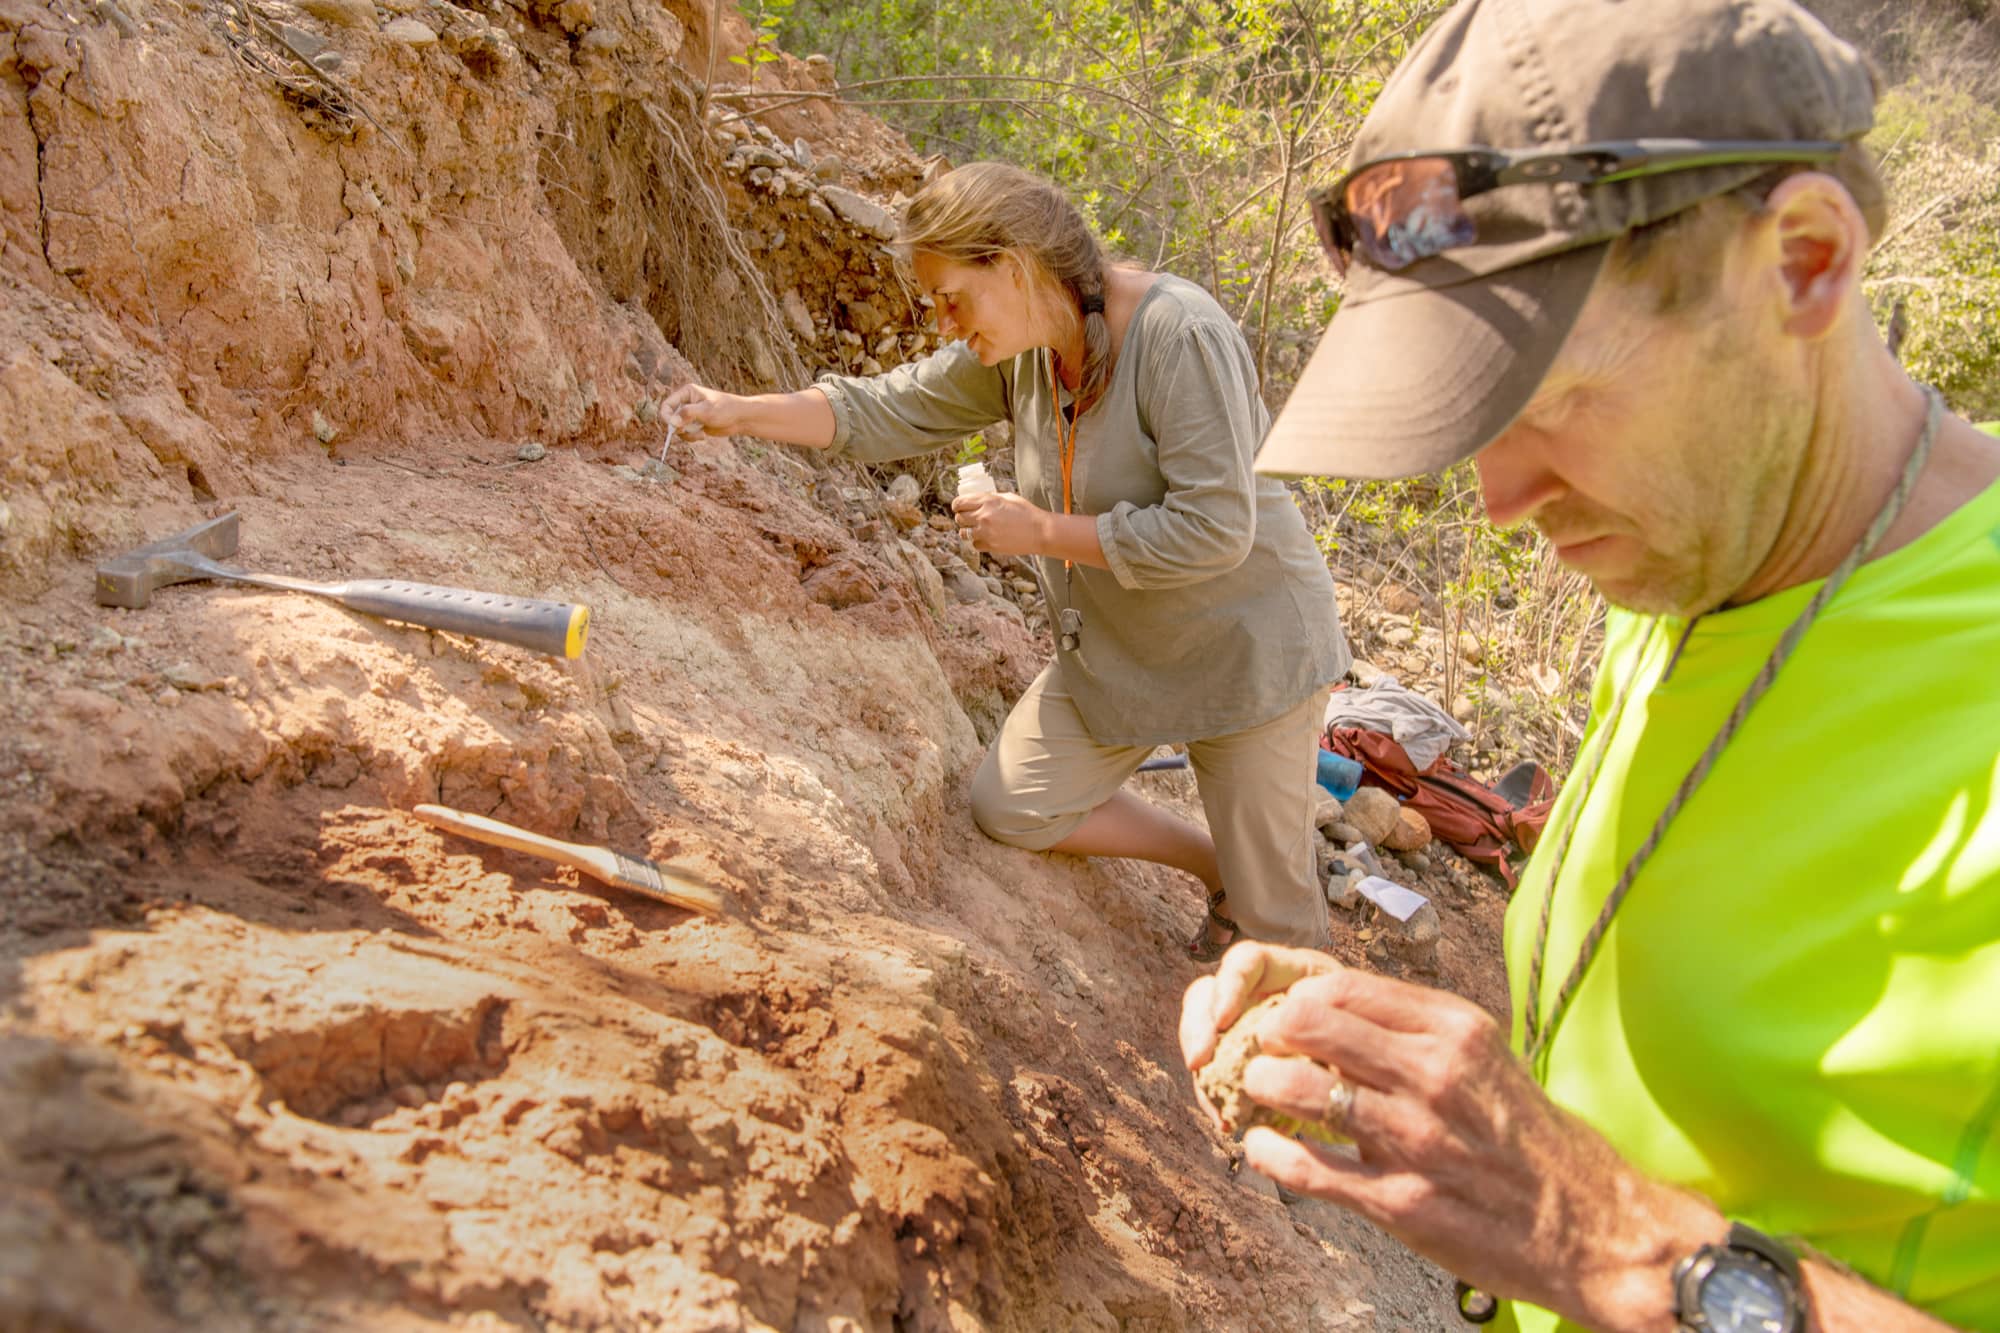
left=970, top=663, right=1330, bottom=947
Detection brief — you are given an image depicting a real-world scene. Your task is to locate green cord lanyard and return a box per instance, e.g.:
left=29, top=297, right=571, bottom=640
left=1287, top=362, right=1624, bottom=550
left=1520, top=388, right=1945, bottom=1078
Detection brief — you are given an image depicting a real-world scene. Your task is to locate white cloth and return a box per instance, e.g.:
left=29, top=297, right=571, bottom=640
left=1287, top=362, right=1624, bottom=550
left=1322, top=676, right=1469, bottom=770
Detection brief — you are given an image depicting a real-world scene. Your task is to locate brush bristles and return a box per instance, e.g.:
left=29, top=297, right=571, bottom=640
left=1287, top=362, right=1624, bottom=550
left=606, top=852, right=724, bottom=915
left=608, top=854, right=669, bottom=898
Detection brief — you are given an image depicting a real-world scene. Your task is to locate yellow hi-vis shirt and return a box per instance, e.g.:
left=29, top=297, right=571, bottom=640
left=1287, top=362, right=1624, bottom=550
left=1497, top=465, right=2000, bottom=1331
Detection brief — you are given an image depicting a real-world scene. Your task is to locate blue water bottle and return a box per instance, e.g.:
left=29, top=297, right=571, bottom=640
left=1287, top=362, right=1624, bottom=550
left=1316, top=749, right=1362, bottom=800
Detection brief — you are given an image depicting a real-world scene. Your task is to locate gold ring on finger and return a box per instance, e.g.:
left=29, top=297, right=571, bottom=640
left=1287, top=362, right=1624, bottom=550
left=1324, top=1077, right=1356, bottom=1133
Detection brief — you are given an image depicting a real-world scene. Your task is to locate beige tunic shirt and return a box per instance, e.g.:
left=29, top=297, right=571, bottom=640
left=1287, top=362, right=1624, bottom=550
left=818, top=274, right=1349, bottom=747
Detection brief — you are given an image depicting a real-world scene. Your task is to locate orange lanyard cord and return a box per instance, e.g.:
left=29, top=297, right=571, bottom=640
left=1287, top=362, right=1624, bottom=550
left=1047, top=350, right=1080, bottom=570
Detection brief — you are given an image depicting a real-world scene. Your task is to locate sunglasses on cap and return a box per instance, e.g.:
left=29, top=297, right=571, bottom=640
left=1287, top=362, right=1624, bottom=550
left=1308, top=138, right=1847, bottom=276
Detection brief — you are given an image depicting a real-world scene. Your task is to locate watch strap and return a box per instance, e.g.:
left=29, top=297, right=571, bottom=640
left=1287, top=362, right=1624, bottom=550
left=1726, top=1221, right=1803, bottom=1284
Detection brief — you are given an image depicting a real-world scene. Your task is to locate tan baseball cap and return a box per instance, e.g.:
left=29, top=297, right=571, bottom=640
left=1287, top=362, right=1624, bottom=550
left=1254, top=0, right=1879, bottom=481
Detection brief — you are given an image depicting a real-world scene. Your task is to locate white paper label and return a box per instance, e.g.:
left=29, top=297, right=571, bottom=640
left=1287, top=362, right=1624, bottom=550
left=1354, top=875, right=1429, bottom=922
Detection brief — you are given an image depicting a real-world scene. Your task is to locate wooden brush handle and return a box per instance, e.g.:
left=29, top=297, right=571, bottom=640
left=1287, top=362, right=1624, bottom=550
left=413, top=804, right=619, bottom=880
left=414, top=804, right=727, bottom=918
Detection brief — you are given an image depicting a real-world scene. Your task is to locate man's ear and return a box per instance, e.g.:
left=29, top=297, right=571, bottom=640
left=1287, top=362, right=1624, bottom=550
left=1761, top=172, right=1868, bottom=341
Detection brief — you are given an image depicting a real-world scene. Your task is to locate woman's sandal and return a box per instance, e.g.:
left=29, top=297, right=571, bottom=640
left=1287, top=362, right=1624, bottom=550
left=1187, top=891, right=1238, bottom=964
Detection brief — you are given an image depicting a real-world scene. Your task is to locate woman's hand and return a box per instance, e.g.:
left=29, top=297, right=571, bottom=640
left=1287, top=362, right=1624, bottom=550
left=658, top=383, right=838, bottom=450
left=952, top=491, right=1052, bottom=559
left=662, top=382, right=748, bottom=436
left=1180, top=942, right=1720, bottom=1332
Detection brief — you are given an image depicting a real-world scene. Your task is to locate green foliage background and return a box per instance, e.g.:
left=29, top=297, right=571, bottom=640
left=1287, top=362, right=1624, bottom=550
left=783, top=0, right=1997, bottom=421
left=778, top=0, right=2000, bottom=772
left=1857, top=37, right=2000, bottom=422
left=784, top=0, right=1439, bottom=391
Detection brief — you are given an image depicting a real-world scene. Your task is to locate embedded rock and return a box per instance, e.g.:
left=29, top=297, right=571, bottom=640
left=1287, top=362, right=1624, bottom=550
left=1343, top=786, right=1401, bottom=847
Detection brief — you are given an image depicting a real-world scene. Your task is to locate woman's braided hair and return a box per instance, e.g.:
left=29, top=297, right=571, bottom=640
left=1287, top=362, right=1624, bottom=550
left=897, top=161, right=1114, bottom=410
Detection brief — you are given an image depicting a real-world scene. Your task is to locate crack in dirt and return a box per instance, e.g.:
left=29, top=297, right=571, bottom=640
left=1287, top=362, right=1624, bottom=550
left=19, top=20, right=60, bottom=278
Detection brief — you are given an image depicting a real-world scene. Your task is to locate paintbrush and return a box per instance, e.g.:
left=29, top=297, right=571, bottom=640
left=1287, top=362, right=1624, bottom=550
left=413, top=804, right=725, bottom=916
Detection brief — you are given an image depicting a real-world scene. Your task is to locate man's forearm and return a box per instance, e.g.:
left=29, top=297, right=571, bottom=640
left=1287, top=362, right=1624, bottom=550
left=1577, top=1183, right=1964, bottom=1333
left=1180, top=953, right=1975, bottom=1333
left=1800, top=1252, right=1964, bottom=1333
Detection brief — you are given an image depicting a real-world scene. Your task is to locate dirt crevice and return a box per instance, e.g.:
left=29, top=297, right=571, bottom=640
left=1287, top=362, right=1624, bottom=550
left=14, top=16, right=59, bottom=282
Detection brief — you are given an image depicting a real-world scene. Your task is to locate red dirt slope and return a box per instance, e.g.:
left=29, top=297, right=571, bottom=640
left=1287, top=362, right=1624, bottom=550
left=0, top=0, right=1504, bottom=1325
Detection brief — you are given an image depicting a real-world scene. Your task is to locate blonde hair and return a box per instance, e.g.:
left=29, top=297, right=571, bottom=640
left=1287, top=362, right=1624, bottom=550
left=897, top=162, right=1114, bottom=410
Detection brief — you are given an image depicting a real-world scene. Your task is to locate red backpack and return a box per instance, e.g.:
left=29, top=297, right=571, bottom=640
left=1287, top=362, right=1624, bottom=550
left=1324, top=726, right=1556, bottom=889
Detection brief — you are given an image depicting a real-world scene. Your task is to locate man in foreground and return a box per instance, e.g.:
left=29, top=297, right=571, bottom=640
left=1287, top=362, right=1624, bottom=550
left=1180, top=0, right=2000, bottom=1329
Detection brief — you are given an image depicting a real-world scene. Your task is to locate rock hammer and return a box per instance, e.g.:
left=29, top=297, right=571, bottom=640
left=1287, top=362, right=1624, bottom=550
left=95, top=512, right=591, bottom=659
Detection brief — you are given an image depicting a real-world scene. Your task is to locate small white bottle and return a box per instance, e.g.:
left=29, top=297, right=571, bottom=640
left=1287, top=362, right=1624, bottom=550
left=956, top=461, right=998, bottom=498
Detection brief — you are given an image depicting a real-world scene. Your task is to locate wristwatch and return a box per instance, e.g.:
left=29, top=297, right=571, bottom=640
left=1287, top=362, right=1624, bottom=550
left=1672, top=1221, right=1805, bottom=1333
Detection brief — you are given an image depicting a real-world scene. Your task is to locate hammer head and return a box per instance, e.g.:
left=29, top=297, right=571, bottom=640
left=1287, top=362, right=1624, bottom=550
left=95, top=512, right=242, bottom=609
